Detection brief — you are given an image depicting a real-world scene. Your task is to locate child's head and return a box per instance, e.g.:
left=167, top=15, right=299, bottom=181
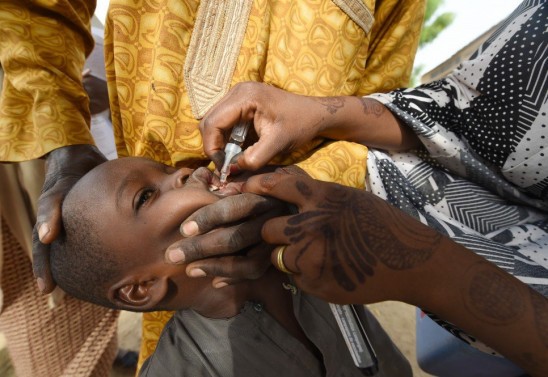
left=50, top=157, right=248, bottom=312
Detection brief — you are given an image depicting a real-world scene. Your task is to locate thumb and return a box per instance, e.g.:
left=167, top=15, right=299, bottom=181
left=237, top=140, right=280, bottom=171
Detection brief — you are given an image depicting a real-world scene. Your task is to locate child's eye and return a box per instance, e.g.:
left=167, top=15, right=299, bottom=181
left=136, top=188, right=155, bottom=210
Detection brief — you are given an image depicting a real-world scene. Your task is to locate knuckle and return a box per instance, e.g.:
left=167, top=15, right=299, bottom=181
left=182, top=239, right=206, bottom=261
left=220, top=256, right=265, bottom=280
left=250, top=258, right=270, bottom=278
left=40, top=175, right=60, bottom=196
left=234, top=81, right=253, bottom=93
left=201, top=116, right=214, bottom=132
left=226, top=227, right=247, bottom=250
left=204, top=262, right=226, bottom=277
left=244, top=154, right=263, bottom=171
left=256, top=173, right=281, bottom=193
left=231, top=195, right=257, bottom=216
left=194, top=204, right=230, bottom=228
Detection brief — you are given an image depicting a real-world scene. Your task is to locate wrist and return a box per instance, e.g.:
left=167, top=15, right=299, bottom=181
left=45, top=144, right=105, bottom=171
left=315, top=96, right=361, bottom=140
left=400, top=237, right=484, bottom=315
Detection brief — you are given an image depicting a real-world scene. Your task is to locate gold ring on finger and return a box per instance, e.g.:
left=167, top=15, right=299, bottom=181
left=275, top=245, right=293, bottom=275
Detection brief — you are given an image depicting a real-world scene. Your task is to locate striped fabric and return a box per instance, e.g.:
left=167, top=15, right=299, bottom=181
left=367, top=0, right=547, bottom=354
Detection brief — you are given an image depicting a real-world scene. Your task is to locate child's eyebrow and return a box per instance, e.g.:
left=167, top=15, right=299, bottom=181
left=115, top=171, right=144, bottom=211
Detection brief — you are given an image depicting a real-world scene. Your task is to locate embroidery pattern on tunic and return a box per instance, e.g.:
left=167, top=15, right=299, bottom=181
left=332, top=0, right=374, bottom=33
left=184, top=0, right=254, bottom=119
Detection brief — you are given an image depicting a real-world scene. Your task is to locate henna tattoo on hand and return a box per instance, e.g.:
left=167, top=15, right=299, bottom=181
left=295, top=180, right=313, bottom=198
left=359, top=98, right=385, bottom=117
left=284, top=182, right=437, bottom=291
left=462, top=262, right=525, bottom=325
left=314, top=97, right=345, bottom=115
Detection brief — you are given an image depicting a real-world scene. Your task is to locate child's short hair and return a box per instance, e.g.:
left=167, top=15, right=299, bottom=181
left=50, top=187, right=122, bottom=309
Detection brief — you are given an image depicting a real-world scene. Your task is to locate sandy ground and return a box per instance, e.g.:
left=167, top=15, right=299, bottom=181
left=368, top=301, right=435, bottom=377
left=0, top=302, right=434, bottom=376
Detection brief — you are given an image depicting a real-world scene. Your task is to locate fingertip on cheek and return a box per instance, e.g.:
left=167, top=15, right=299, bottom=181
left=181, top=221, right=198, bottom=237
left=38, top=223, right=50, bottom=241
left=213, top=281, right=228, bottom=289
left=187, top=268, right=206, bottom=278
left=36, top=277, right=46, bottom=293
left=166, top=246, right=185, bottom=263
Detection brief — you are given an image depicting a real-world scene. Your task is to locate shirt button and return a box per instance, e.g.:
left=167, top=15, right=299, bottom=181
left=252, top=302, right=263, bottom=312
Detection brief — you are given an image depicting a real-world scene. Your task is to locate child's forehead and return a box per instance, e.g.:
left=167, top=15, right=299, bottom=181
left=95, top=157, right=166, bottom=180
left=70, top=158, right=156, bottom=198
left=108, top=157, right=164, bottom=170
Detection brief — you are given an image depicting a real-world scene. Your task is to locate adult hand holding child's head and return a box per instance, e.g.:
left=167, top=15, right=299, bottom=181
left=166, top=192, right=288, bottom=288
left=33, top=144, right=107, bottom=293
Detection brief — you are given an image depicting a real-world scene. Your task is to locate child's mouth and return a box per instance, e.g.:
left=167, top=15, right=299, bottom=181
left=209, top=181, right=244, bottom=197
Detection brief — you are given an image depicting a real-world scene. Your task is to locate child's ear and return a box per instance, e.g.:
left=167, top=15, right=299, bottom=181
left=108, top=277, right=168, bottom=311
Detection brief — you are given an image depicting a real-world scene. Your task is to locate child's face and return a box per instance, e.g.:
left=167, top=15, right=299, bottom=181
left=78, top=157, right=245, bottom=311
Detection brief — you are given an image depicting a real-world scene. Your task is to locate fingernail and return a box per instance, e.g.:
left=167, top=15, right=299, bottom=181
left=166, top=246, right=185, bottom=263
left=188, top=268, right=206, bottom=278
left=37, top=278, right=45, bottom=293
left=214, top=281, right=228, bottom=289
left=38, top=223, right=50, bottom=241
left=181, top=221, right=198, bottom=237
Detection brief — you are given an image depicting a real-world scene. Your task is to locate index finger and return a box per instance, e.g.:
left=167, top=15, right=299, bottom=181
left=242, top=172, right=316, bottom=209
left=32, top=224, right=54, bottom=293
left=200, top=97, right=249, bottom=169
left=167, top=211, right=272, bottom=265
left=32, top=191, right=65, bottom=293
left=180, top=193, right=280, bottom=237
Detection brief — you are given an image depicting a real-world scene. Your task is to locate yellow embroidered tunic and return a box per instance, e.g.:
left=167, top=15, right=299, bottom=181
left=1, top=0, right=424, bottom=166
left=0, top=0, right=425, bottom=370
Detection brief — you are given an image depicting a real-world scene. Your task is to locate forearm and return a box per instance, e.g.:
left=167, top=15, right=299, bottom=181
left=314, top=96, right=420, bottom=151
left=349, top=192, right=547, bottom=374
left=283, top=179, right=546, bottom=374
left=405, top=237, right=548, bottom=376
left=0, top=0, right=96, bottom=162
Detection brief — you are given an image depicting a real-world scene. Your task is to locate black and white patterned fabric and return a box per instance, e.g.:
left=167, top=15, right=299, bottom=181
left=367, top=0, right=547, bottom=354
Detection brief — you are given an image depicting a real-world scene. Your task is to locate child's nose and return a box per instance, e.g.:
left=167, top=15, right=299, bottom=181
left=170, top=168, right=193, bottom=189
left=169, top=167, right=212, bottom=189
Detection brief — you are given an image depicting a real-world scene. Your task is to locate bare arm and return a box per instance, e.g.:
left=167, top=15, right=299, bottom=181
left=241, top=172, right=548, bottom=377
left=0, top=0, right=104, bottom=293
left=200, top=82, right=419, bottom=171
left=311, top=95, right=420, bottom=151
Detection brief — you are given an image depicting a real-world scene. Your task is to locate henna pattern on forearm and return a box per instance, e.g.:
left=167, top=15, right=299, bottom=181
left=462, top=262, right=526, bottom=325
left=359, top=98, right=385, bottom=117
left=314, top=97, right=345, bottom=115
left=284, top=182, right=438, bottom=291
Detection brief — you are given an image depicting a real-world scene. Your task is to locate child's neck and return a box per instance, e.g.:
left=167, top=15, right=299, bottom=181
left=192, top=267, right=290, bottom=319
left=193, top=268, right=320, bottom=357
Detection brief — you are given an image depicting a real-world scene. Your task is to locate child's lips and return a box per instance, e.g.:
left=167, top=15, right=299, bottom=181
left=215, top=181, right=244, bottom=196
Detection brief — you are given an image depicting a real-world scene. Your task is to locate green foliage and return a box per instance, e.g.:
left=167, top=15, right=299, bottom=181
left=411, top=0, right=455, bottom=85
left=420, top=12, right=455, bottom=47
